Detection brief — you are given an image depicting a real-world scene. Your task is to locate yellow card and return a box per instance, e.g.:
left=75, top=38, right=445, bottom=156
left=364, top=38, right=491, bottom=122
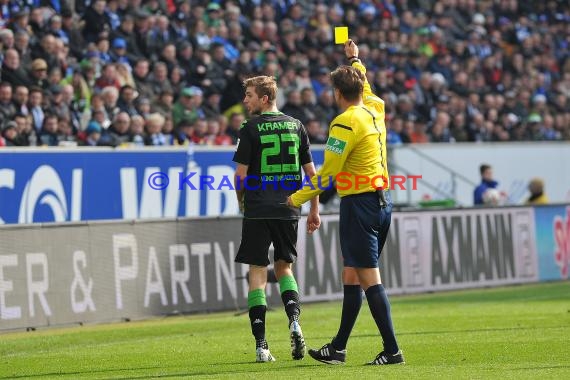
left=334, top=26, right=348, bottom=44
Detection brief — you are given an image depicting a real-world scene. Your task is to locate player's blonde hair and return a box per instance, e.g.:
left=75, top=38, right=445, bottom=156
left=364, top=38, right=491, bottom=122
left=242, top=76, right=277, bottom=103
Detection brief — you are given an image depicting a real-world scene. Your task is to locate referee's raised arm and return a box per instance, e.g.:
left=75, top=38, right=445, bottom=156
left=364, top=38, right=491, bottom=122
left=345, top=39, right=386, bottom=114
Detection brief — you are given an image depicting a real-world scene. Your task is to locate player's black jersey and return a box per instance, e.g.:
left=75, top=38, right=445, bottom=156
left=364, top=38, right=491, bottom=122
left=233, top=111, right=313, bottom=219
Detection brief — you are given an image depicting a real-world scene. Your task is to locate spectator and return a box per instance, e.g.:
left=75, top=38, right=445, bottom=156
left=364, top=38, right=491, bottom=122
left=306, top=119, right=327, bottom=144
left=133, top=96, right=150, bottom=118
left=95, top=63, right=121, bottom=91
left=387, top=116, right=404, bottom=145
left=29, top=59, right=50, bottom=90
left=13, top=113, right=34, bottom=146
left=169, top=11, right=189, bottom=42
left=0, top=1, right=567, bottom=148
left=131, top=59, right=153, bottom=100
left=48, top=85, right=70, bottom=121
left=202, top=89, right=222, bottom=119
left=100, top=112, right=131, bottom=147
left=162, top=115, right=175, bottom=145
left=38, top=114, right=60, bottom=146
left=61, top=9, right=85, bottom=60
left=82, top=0, right=111, bottom=43
left=313, top=90, right=337, bottom=127
left=409, top=115, right=430, bottom=143
left=148, top=61, right=173, bottom=97
left=101, top=86, right=120, bottom=119
left=207, top=117, right=232, bottom=146
left=168, top=65, right=186, bottom=97
left=117, top=85, right=138, bottom=116
left=1, top=49, right=30, bottom=87
left=110, top=38, right=130, bottom=65
left=172, top=86, right=204, bottom=126
left=429, top=111, right=455, bottom=143
left=110, top=15, right=141, bottom=62
left=0, top=82, right=17, bottom=127
left=129, top=114, right=146, bottom=147
left=174, top=119, right=194, bottom=146
left=226, top=112, right=244, bottom=144
left=133, top=11, right=152, bottom=58
left=144, top=113, right=168, bottom=146
left=57, top=118, right=77, bottom=145
left=191, top=117, right=209, bottom=145
left=31, top=34, right=59, bottom=71
left=1, top=121, right=20, bottom=146
left=28, top=87, right=45, bottom=133
left=80, top=121, right=103, bottom=147
left=148, top=15, right=175, bottom=58
left=282, top=90, right=309, bottom=124
left=152, top=89, right=174, bottom=117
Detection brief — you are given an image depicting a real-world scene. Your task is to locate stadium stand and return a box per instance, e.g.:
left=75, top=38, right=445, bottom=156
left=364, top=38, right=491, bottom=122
left=0, top=0, right=568, bottom=147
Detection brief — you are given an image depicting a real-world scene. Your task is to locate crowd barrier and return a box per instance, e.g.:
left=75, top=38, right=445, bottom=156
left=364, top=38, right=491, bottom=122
left=1, top=204, right=568, bottom=331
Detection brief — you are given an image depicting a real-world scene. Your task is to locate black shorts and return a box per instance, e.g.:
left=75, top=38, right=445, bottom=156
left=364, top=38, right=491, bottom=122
left=235, top=218, right=298, bottom=266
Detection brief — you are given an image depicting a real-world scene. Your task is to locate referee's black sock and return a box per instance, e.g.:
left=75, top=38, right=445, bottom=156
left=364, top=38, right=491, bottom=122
left=331, top=285, right=362, bottom=351
left=248, top=289, right=268, bottom=349
left=365, top=284, right=399, bottom=354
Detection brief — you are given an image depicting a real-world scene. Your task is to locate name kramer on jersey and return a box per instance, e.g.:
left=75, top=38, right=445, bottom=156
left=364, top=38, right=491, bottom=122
left=257, top=121, right=300, bottom=132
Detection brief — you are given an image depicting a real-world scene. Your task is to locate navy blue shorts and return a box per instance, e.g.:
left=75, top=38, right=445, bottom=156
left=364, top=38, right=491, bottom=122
left=339, top=190, right=392, bottom=268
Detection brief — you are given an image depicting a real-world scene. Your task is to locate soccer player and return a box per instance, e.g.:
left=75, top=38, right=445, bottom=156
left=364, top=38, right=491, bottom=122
left=287, top=40, right=405, bottom=365
left=233, top=75, right=321, bottom=362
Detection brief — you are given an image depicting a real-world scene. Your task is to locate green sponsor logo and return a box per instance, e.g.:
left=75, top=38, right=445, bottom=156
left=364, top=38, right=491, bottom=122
left=325, top=137, right=347, bottom=155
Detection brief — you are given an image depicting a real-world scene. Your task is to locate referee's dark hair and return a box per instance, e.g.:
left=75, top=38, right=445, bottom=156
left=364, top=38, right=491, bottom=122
left=243, top=76, right=277, bottom=103
left=330, top=65, right=365, bottom=102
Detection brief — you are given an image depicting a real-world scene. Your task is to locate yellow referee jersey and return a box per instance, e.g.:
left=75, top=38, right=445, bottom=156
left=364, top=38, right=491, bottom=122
left=290, top=60, right=389, bottom=207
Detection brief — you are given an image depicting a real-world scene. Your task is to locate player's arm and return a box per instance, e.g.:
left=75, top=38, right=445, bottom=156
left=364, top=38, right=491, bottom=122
left=296, top=122, right=321, bottom=232
left=345, top=39, right=385, bottom=114
left=232, top=122, right=252, bottom=214
left=289, top=117, right=355, bottom=207
left=302, top=161, right=320, bottom=233
left=234, top=164, right=248, bottom=213
left=297, top=123, right=320, bottom=213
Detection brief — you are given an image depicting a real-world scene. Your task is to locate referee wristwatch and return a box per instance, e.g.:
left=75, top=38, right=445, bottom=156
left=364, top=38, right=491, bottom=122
left=348, top=56, right=361, bottom=64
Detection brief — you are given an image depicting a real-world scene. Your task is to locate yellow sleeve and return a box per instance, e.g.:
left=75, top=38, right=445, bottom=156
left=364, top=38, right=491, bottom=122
left=290, top=116, right=356, bottom=207
left=351, top=60, right=385, bottom=114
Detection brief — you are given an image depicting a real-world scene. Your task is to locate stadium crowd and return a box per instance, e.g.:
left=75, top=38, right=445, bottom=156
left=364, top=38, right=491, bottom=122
left=0, top=0, right=568, bottom=147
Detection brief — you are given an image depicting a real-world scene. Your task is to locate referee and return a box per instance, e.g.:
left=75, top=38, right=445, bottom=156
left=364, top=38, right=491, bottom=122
left=233, top=75, right=320, bottom=362
left=287, top=40, right=404, bottom=365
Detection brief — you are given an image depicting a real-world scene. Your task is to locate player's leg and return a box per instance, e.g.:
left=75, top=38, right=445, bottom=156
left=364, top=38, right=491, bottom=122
left=274, top=260, right=300, bottom=325
left=271, top=220, right=306, bottom=360
left=248, top=265, right=274, bottom=362
left=235, top=219, right=275, bottom=362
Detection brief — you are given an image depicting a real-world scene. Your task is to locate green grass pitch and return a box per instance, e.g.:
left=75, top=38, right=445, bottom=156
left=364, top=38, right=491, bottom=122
left=2, top=282, right=569, bottom=379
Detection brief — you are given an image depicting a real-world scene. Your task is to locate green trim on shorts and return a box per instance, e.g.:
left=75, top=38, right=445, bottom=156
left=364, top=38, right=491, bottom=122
left=247, top=289, right=267, bottom=308
left=278, top=275, right=298, bottom=294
